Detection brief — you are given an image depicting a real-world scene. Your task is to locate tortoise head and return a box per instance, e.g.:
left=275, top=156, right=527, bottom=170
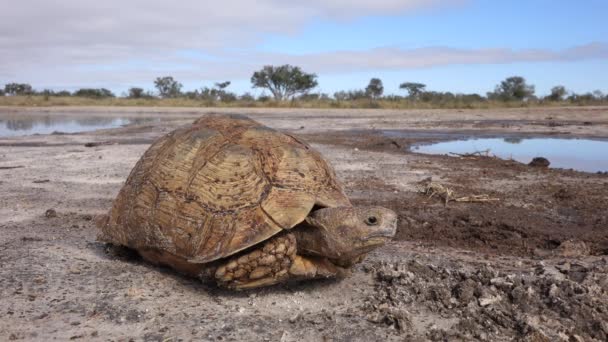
left=292, top=206, right=397, bottom=267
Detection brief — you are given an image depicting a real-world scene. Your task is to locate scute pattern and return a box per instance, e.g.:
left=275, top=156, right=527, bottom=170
left=99, top=114, right=351, bottom=263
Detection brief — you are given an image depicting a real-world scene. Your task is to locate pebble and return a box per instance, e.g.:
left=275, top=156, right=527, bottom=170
left=44, top=209, right=57, bottom=218
left=288, top=313, right=300, bottom=323
left=478, top=294, right=502, bottom=307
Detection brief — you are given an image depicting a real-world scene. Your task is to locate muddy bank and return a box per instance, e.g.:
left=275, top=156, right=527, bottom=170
left=1, top=106, right=607, bottom=341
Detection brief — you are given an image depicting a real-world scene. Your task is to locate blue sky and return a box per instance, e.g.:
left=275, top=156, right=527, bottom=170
left=1, top=0, right=607, bottom=96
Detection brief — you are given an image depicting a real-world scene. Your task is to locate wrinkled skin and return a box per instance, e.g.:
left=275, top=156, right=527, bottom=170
left=294, top=206, right=398, bottom=267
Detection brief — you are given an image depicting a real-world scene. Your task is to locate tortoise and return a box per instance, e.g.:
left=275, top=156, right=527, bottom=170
left=97, top=114, right=397, bottom=289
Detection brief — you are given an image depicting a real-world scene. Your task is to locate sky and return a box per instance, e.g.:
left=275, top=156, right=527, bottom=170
left=1, top=0, right=607, bottom=97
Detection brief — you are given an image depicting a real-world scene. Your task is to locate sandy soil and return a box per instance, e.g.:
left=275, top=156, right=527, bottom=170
left=1, top=106, right=608, bottom=341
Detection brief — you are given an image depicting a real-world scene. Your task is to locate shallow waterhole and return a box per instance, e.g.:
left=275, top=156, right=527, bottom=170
left=410, top=137, right=608, bottom=173
left=0, top=115, right=162, bottom=137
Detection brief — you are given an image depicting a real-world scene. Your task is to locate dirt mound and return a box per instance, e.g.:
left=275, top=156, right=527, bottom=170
left=363, top=257, right=608, bottom=341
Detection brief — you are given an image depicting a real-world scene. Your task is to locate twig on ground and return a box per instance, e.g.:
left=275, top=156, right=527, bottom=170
left=418, top=181, right=499, bottom=205
left=453, top=195, right=500, bottom=203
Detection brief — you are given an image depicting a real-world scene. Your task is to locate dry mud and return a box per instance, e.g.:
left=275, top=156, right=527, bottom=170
left=1, top=106, right=608, bottom=341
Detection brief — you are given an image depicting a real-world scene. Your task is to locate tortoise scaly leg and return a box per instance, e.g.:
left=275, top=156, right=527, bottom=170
left=213, top=233, right=347, bottom=290
left=214, top=233, right=297, bottom=289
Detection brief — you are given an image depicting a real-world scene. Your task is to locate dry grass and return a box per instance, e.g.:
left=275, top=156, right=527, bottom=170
left=0, top=95, right=599, bottom=109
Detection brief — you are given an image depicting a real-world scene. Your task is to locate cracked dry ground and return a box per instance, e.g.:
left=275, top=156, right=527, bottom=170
left=1, top=108, right=608, bottom=341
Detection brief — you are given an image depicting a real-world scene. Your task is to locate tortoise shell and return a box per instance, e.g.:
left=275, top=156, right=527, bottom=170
left=98, top=114, right=351, bottom=263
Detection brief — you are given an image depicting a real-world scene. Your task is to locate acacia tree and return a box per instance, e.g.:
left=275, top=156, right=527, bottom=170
left=73, top=88, right=114, bottom=98
left=154, top=76, right=182, bottom=98
left=251, top=65, right=318, bottom=100
left=399, top=82, right=426, bottom=99
left=488, top=76, right=535, bottom=101
left=365, top=78, right=384, bottom=100
left=128, top=87, right=145, bottom=99
left=4, top=83, right=33, bottom=95
left=546, top=85, right=567, bottom=101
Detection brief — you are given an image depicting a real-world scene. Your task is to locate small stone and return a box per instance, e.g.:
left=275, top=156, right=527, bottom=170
left=226, top=261, right=238, bottom=271
left=555, top=240, right=590, bottom=257
left=478, top=294, right=502, bottom=307
left=490, top=277, right=514, bottom=290
left=528, top=157, right=550, bottom=168
left=289, top=313, right=300, bottom=323
left=548, top=284, right=559, bottom=298
left=45, top=209, right=57, bottom=218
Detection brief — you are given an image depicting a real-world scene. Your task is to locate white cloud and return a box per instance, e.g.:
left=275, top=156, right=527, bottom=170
left=1, top=0, right=606, bottom=91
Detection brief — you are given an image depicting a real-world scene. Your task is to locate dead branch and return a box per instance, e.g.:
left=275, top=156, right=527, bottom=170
left=418, top=181, right=499, bottom=205
left=448, top=149, right=491, bottom=158
left=453, top=195, right=500, bottom=203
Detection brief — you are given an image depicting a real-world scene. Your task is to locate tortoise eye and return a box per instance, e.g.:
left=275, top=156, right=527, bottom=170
left=365, top=216, right=378, bottom=226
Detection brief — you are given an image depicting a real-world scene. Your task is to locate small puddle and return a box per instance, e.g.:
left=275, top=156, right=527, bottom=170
left=0, top=115, right=160, bottom=137
left=411, top=137, right=608, bottom=173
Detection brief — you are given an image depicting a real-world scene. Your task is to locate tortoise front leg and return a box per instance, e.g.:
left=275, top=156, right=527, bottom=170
left=213, top=233, right=346, bottom=290
left=288, top=255, right=347, bottom=279
left=214, top=233, right=297, bottom=289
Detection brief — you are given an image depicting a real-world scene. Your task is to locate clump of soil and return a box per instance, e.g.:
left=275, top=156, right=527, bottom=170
left=363, top=256, right=608, bottom=341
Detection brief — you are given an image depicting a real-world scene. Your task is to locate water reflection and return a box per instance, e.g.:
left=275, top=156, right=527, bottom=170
left=412, top=138, right=608, bottom=173
left=0, top=115, right=160, bottom=137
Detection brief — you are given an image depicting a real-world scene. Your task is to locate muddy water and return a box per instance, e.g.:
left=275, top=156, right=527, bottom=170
left=412, top=137, right=608, bottom=173
left=0, top=115, right=161, bottom=137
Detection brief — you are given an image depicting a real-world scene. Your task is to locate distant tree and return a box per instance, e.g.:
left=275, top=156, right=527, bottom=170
left=487, top=76, right=535, bottom=101
left=298, top=93, right=329, bottom=101
left=213, top=81, right=236, bottom=102
left=257, top=94, right=272, bottom=102
left=399, top=82, right=426, bottom=99
left=73, top=88, right=115, bottom=98
left=333, top=91, right=348, bottom=101
left=251, top=65, right=318, bottom=100
left=128, top=87, right=145, bottom=99
left=334, top=90, right=367, bottom=101
left=0, top=88, right=4, bottom=96
left=546, top=85, right=567, bottom=101
left=218, top=92, right=237, bottom=102
left=39, top=89, right=55, bottom=99
left=55, top=90, right=71, bottom=97
left=4, top=83, right=33, bottom=96
left=239, top=92, right=255, bottom=101
left=154, top=76, right=182, bottom=98
left=365, top=78, right=384, bottom=100
left=592, top=90, right=604, bottom=100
